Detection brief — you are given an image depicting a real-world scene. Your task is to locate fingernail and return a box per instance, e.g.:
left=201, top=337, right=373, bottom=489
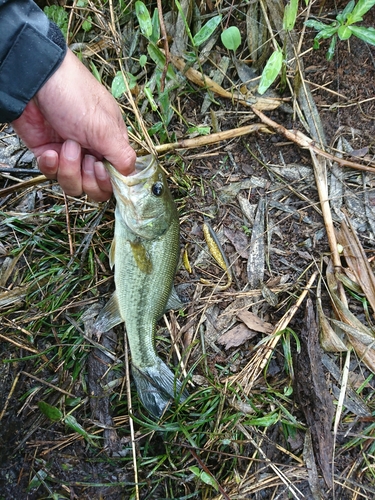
left=65, top=140, right=80, bottom=161
left=44, top=152, right=57, bottom=169
left=83, top=155, right=95, bottom=174
left=94, top=161, right=108, bottom=181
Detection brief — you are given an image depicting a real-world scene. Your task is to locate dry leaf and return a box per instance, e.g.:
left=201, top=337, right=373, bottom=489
left=237, top=310, right=273, bottom=334
left=337, top=219, right=375, bottom=317
left=217, top=323, right=257, bottom=350
left=317, top=296, right=348, bottom=352
left=326, top=260, right=375, bottom=373
left=223, top=227, right=249, bottom=258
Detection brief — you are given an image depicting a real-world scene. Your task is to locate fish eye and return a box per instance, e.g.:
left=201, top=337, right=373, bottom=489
left=151, top=182, right=164, bottom=196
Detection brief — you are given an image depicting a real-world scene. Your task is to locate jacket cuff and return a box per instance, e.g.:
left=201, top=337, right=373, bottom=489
left=0, top=22, right=67, bottom=123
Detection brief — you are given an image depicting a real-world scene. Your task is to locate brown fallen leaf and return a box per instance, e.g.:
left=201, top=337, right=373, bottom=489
left=336, top=218, right=375, bottom=318
left=217, top=323, right=258, bottom=350
left=223, top=227, right=249, bottom=259
left=237, top=310, right=273, bottom=334
left=326, top=260, right=375, bottom=373
left=293, top=298, right=334, bottom=488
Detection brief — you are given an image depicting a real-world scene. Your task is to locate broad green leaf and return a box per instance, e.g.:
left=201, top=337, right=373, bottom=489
left=283, top=0, right=299, bottom=31
left=349, top=25, right=375, bottom=45
left=221, top=26, right=241, bottom=51
left=150, top=8, right=160, bottom=43
left=38, top=401, right=63, bottom=422
left=189, top=466, right=201, bottom=477
left=343, top=0, right=356, bottom=14
left=111, top=72, right=137, bottom=98
left=193, top=15, right=222, bottom=46
left=258, top=49, right=283, bottom=95
left=200, top=471, right=219, bottom=490
left=135, top=1, right=152, bottom=38
left=184, top=50, right=198, bottom=63
left=305, top=19, right=329, bottom=31
left=326, top=34, right=337, bottom=60
left=65, top=414, right=85, bottom=434
left=27, top=470, right=48, bottom=491
left=82, top=17, right=92, bottom=32
left=139, top=54, right=147, bottom=67
left=111, top=72, right=127, bottom=98
left=284, top=386, right=293, bottom=396
left=148, top=121, right=163, bottom=136
left=187, top=125, right=211, bottom=135
left=337, top=0, right=355, bottom=22
left=338, top=25, right=352, bottom=40
left=64, top=414, right=100, bottom=445
left=349, top=0, right=375, bottom=23
left=247, top=412, right=279, bottom=427
left=314, top=25, right=339, bottom=40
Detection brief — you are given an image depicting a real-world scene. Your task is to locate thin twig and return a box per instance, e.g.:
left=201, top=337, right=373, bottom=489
left=20, top=371, right=77, bottom=398
left=232, top=271, right=318, bottom=394
left=252, top=107, right=375, bottom=173
left=332, top=348, right=351, bottom=500
left=0, top=371, right=20, bottom=422
left=236, top=423, right=306, bottom=500
left=156, top=0, right=169, bottom=92
left=64, top=193, right=74, bottom=257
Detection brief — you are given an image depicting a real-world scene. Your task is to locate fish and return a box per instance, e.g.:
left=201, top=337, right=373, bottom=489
left=94, top=154, right=188, bottom=417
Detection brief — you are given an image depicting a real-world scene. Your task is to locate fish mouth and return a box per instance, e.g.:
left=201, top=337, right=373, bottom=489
left=106, top=155, right=157, bottom=186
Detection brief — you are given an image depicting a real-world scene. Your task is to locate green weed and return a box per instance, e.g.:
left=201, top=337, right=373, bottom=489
left=306, top=0, right=375, bottom=60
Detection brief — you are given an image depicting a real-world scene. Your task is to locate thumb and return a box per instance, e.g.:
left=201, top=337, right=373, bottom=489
left=99, top=130, right=137, bottom=176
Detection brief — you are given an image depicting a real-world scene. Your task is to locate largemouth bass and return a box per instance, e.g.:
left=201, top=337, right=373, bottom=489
left=94, top=155, right=188, bottom=417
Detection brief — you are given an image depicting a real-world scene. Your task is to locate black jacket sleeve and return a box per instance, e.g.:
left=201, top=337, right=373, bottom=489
left=0, top=0, right=67, bottom=123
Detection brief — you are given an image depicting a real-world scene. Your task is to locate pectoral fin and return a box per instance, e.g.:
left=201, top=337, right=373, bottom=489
left=94, top=291, right=123, bottom=333
left=109, top=238, right=116, bottom=269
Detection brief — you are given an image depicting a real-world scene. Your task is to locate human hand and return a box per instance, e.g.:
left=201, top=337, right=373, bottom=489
left=12, top=49, right=136, bottom=201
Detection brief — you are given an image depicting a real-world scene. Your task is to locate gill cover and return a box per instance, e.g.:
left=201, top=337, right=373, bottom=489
left=104, top=155, right=176, bottom=240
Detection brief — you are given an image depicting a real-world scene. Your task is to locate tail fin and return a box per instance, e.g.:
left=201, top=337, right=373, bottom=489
left=132, top=359, right=188, bottom=418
